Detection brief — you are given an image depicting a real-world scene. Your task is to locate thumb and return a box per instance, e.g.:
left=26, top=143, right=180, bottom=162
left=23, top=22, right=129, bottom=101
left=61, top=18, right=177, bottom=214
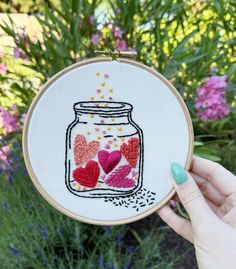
left=171, top=162, right=213, bottom=224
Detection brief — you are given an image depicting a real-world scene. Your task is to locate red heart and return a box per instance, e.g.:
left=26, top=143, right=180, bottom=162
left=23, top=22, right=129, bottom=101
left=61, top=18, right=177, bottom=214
left=98, top=150, right=121, bottom=174
left=72, top=160, right=100, bottom=188
left=120, top=137, right=139, bottom=168
left=74, top=135, right=100, bottom=166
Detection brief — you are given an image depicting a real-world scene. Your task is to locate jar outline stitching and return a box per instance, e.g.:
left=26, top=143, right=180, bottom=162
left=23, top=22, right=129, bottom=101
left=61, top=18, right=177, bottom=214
left=65, top=101, right=144, bottom=198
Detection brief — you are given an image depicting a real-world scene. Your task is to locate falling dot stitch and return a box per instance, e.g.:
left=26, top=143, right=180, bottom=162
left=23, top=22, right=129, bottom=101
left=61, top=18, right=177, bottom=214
left=97, top=136, right=101, bottom=140
left=95, top=127, right=100, bottom=132
left=100, top=95, right=104, bottom=99
left=111, top=118, right=115, bottom=122
left=107, top=127, right=111, bottom=131
left=108, top=88, right=113, bottom=93
left=114, top=144, right=118, bottom=147
left=100, top=119, right=104, bottom=123
left=104, top=103, right=108, bottom=107
left=96, top=72, right=100, bottom=76
left=89, top=115, right=95, bottom=119
left=96, top=89, right=101, bottom=94
left=90, top=96, right=94, bottom=101
left=104, top=74, right=109, bottom=79
left=100, top=82, right=106, bottom=87
left=103, top=130, right=106, bottom=134
left=117, top=127, right=122, bottom=131
left=109, top=96, right=113, bottom=100
left=87, top=131, right=91, bottom=135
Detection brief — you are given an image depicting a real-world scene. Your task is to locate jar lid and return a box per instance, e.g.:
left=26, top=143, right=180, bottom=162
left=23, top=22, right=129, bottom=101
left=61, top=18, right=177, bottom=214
left=74, top=101, right=132, bottom=114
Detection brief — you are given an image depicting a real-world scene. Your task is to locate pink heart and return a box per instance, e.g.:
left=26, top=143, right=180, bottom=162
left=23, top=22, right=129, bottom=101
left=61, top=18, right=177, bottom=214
left=132, top=170, right=138, bottom=177
left=98, top=150, right=121, bottom=174
left=74, top=135, right=100, bottom=167
left=105, top=165, right=135, bottom=188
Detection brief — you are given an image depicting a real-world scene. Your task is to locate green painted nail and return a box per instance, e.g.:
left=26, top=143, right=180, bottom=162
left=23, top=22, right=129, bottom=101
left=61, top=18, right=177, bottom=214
left=171, top=162, right=187, bottom=185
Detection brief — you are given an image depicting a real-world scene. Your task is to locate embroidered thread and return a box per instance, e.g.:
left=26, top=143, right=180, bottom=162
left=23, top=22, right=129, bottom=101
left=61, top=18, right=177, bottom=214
left=73, top=160, right=100, bottom=188
left=120, top=137, right=139, bottom=168
left=73, top=135, right=100, bottom=166
left=105, top=164, right=135, bottom=188
left=98, top=150, right=122, bottom=174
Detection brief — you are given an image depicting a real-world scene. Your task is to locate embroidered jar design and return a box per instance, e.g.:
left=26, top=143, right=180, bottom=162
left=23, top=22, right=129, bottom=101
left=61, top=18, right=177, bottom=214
left=65, top=101, right=143, bottom=198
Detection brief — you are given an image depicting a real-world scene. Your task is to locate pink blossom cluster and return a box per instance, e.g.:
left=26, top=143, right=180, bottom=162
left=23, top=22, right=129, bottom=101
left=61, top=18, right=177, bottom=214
left=0, top=106, right=19, bottom=135
left=90, top=18, right=128, bottom=51
left=0, top=49, right=7, bottom=75
left=14, top=27, right=29, bottom=60
left=0, top=145, right=11, bottom=170
left=195, top=75, right=230, bottom=121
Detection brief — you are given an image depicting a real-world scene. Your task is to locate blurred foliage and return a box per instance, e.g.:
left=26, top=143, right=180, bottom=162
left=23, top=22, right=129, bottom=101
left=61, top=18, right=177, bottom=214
left=0, top=139, right=194, bottom=268
left=0, top=0, right=59, bottom=13
left=1, top=0, right=236, bottom=165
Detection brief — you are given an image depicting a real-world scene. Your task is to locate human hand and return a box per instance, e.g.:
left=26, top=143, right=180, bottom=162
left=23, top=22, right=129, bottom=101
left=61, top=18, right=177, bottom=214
left=157, top=156, right=236, bottom=269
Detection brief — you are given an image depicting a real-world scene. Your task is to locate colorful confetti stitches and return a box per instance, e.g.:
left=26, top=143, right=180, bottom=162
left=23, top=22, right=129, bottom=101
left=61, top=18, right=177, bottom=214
left=93, top=72, right=115, bottom=100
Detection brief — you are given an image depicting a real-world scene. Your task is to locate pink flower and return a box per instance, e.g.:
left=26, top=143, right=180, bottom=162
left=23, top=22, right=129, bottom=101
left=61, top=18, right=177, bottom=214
left=112, top=25, right=123, bottom=38
left=91, top=33, right=100, bottom=45
left=0, top=107, right=19, bottom=134
left=0, top=145, right=11, bottom=170
left=20, top=113, right=26, bottom=124
left=169, top=200, right=177, bottom=208
left=89, top=15, right=95, bottom=25
left=0, top=49, right=4, bottom=58
left=14, top=47, right=28, bottom=60
left=0, top=63, right=7, bottom=74
left=15, top=30, right=30, bottom=49
left=195, top=75, right=230, bottom=121
left=103, top=21, right=110, bottom=28
left=204, top=75, right=227, bottom=90
left=115, top=40, right=128, bottom=51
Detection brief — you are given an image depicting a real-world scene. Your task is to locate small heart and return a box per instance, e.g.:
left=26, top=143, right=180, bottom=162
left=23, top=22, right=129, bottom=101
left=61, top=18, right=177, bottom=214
left=74, top=135, right=100, bottom=166
left=72, top=160, right=100, bottom=188
left=105, top=165, right=135, bottom=188
left=132, top=170, right=138, bottom=177
left=98, top=150, right=121, bottom=174
left=120, top=137, right=139, bottom=168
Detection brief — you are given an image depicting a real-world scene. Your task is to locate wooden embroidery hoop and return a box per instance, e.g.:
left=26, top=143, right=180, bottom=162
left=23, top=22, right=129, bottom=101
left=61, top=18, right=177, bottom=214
left=23, top=53, right=194, bottom=225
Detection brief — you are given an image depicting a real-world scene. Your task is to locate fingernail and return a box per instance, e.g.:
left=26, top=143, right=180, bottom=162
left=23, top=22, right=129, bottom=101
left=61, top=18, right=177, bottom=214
left=171, top=162, right=187, bottom=185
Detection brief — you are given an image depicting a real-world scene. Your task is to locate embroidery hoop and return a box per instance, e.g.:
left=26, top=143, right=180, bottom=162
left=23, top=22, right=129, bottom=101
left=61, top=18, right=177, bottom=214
left=23, top=56, right=194, bottom=225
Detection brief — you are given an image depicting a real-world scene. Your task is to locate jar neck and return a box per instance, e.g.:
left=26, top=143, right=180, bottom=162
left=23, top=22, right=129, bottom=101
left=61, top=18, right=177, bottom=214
left=75, top=111, right=130, bottom=125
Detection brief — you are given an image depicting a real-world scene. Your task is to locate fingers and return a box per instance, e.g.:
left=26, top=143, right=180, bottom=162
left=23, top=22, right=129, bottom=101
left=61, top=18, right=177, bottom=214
left=222, top=207, right=236, bottom=228
left=171, top=163, right=214, bottom=225
left=191, top=171, right=225, bottom=206
left=191, top=156, right=236, bottom=196
left=157, top=205, right=193, bottom=243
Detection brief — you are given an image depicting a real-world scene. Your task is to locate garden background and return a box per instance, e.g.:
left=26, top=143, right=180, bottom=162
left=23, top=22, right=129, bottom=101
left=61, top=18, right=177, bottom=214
left=0, top=0, right=235, bottom=268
